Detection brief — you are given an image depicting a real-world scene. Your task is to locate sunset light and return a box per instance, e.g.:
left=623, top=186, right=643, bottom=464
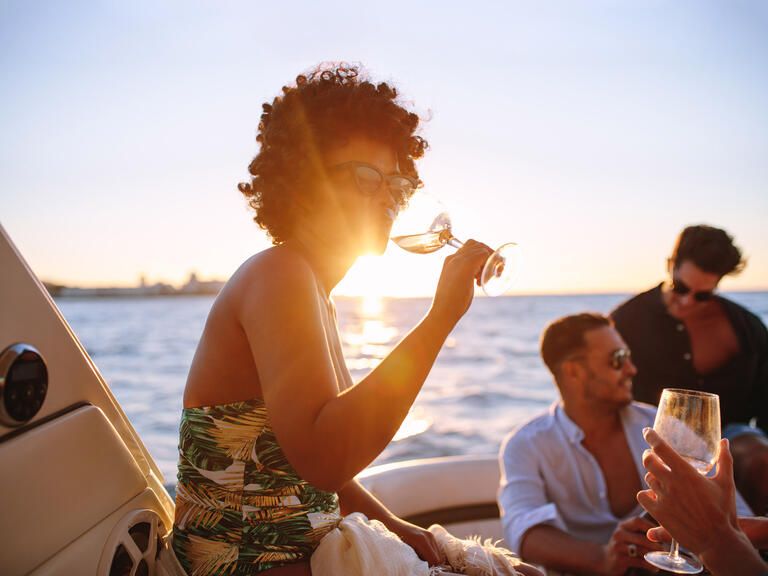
left=360, top=293, right=384, bottom=318
left=3, top=3, right=765, bottom=296
left=4, top=5, right=767, bottom=573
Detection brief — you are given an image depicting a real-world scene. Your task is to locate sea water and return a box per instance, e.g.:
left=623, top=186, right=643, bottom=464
left=56, top=291, right=768, bottom=489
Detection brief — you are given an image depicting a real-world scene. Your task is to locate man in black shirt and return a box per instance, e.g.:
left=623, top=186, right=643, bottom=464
left=612, top=225, right=768, bottom=515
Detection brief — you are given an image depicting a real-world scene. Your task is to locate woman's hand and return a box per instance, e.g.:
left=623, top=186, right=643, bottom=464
left=429, top=239, right=494, bottom=332
left=383, top=515, right=546, bottom=576
left=637, top=429, right=738, bottom=556
left=638, top=429, right=768, bottom=576
left=382, top=516, right=444, bottom=566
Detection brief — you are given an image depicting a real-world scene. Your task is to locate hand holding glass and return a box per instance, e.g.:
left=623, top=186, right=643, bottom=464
left=644, top=388, right=721, bottom=574
left=390, top=191, right=520, bottom=296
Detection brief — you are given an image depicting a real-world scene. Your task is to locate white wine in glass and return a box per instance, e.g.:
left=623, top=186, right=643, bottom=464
left=644, top=388, right=721, bottom=574
left=390, top=192, right=520, bottom=296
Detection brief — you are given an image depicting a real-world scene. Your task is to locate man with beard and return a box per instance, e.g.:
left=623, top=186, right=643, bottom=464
left=497, top=313, right=752, bottom=575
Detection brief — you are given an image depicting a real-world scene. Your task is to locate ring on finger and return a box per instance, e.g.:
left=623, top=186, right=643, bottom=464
left=627, top=543, right=638, bottom=558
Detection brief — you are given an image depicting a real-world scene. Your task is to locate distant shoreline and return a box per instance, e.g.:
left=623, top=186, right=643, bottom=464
left=43, top=272, right=225, bottom=299
left=49, top=288, right=768, bottom=300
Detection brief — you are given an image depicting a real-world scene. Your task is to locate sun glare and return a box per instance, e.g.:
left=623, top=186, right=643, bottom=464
left=336, top=252, right=444, bottom=298
left=360, top=294, right=383, bottom=318
left=393, top=412, right=432, bottom=442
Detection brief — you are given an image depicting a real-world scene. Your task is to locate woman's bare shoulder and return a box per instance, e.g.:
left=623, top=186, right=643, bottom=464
left=229, top=246, right=313, bottom=286
left=225, top=246, right=319, bottom=314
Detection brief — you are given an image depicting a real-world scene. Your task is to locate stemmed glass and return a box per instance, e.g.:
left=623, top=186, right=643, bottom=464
left=644, top=388, right=721, bottom=574
left=389, top=191, right=520, bottom=296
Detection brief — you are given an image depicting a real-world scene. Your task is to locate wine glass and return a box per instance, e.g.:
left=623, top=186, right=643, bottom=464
left=644, top=388, right=721, bottom=574
left=389, top=191, right=520, bottom=296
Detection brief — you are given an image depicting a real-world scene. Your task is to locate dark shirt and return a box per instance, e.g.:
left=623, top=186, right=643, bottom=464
left=611, top=284, right=768, bottom=433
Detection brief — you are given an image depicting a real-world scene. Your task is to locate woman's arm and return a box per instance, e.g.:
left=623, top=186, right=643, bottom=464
left=338, top=478, right=393, bottom=521
left=238, top=242, right=491, bottom=492
left=338, top=479, right=443, bottom=565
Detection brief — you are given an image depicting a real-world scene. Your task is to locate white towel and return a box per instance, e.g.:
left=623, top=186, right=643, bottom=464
left=311, top=513, right=522, bottom=576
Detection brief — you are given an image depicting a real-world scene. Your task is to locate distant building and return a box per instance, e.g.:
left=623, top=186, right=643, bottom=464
left=179, top=272, right=225, bottom=295
left=43, top=271, right=224, bottom=298
left=57, top=282, right=176, bottom=298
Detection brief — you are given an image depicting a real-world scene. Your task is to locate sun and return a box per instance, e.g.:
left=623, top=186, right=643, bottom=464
left=360, top=294, right=383, bottom=317
left=334, top=255, right=393, bottom=298
left=335, top=252, right=441, bottom=298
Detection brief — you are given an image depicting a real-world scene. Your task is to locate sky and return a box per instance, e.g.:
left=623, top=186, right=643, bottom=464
left=2, top=0, right=767, bottom=297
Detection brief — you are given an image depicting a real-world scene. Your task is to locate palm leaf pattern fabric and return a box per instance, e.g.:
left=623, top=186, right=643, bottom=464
left=172, top=399, right=341, bottom=575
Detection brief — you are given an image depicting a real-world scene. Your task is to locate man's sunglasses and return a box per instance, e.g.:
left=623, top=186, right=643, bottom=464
left=671, top=277, right=715, bottom=302
left=328, top=161, right=418, bottom=202
left=567, top=348, right=632, bottom=370
left=610, top=348, right=632, bottom=371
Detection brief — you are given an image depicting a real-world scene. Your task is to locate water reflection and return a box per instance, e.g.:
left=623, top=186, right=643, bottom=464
left=341, top=297, right=433, bottom=443
left=393, top=411, right=433, bottom=442
left=55, top=292, right=683, bottom=478
left=360, top=294, right=383, bottom=318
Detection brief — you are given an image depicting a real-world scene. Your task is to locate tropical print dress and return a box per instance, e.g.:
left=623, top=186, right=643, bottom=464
left=171, top=398, right=342, bottom=575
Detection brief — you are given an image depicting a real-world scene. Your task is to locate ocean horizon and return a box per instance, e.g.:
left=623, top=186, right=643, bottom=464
left=55, top=290, right=768, bottom=489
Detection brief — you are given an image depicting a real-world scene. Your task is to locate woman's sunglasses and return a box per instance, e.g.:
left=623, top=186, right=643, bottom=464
left=671, top=277, right=714, bottom=302
left=328, top=161, right=418, bottom=202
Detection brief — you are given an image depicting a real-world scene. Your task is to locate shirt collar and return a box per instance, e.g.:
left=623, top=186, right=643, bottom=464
left=555, top=401, right=641, bottom=445
left=553, top=402, right=585, bottom=444
left=620, top=402, right=648, bottom=430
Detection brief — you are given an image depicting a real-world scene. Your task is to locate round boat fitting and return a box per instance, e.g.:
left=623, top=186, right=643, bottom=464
left=0, top=343, right=48, bottom=427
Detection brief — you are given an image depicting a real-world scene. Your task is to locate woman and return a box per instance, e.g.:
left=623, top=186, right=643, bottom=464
left=171, top=64, right=533, bottom=575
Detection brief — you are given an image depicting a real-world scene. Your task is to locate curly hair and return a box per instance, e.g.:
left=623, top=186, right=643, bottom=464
left=237, top=63, right=429, bottom=245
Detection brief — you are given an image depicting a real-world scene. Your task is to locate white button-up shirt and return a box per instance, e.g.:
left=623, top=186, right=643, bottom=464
left=497, top=401, right=752, bottom=555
